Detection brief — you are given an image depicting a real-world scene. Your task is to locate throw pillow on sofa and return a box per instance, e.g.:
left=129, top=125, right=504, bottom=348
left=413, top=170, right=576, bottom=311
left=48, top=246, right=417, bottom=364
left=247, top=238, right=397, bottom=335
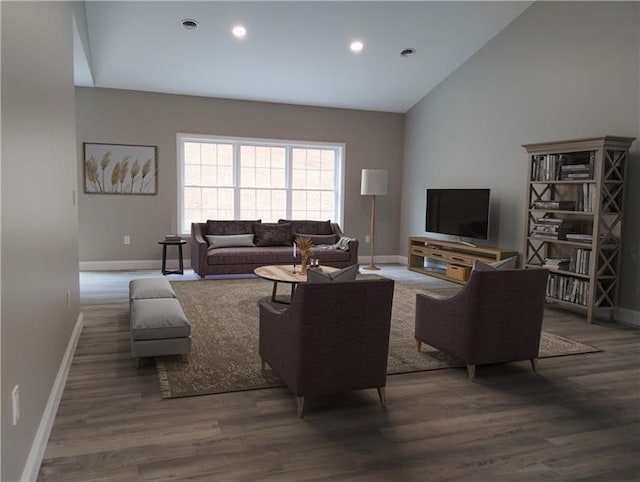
left=473, top=256, right=518, bottom=271
left=254, top=222, right=292, bottom=247
left=207, top=219, right=260, bottom=236
left=206, top=234, right=255, bottom=248
left=278, top=219, right=332, bottom=235
left=307, top=264, right=359, bottom=283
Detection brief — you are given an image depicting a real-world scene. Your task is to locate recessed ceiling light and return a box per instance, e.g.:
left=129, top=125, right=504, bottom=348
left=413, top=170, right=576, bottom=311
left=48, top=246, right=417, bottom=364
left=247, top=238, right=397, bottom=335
left=350, top=41, right=364, bottom=53
left=400, top=48, right=416, bottom=57
left=232, top=25, right=247, bottom=38
left=181, top=19, right=199, bottom=31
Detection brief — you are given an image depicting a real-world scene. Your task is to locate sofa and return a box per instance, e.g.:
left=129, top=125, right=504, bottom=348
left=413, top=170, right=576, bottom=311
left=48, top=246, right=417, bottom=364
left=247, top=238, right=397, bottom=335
left=190, top=219, right=359, bottom=278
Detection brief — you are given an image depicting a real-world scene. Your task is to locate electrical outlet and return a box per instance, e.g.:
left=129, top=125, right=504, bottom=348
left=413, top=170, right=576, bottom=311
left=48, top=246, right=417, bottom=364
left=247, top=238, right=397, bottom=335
left=12, top=385, right=20, bottom=426
left=124, top=235, right=131, bottom=245
left=365, top=234, right=370, bottom=243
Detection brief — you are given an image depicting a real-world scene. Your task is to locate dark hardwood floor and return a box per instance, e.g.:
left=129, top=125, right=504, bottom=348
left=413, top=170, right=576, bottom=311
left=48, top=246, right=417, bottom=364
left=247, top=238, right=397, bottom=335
left=38, top=267, right=640, bottom=481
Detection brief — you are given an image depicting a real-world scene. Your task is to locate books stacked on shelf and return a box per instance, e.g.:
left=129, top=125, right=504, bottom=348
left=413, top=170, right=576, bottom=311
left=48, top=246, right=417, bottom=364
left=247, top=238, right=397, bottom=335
left=532, top=200, right=575, bottom=211
left=546, top=273, right=588, bottom=305
left=164, top=234, right=182, bottom=242
left=568, top=248, right=591, bottom=274
left=530, top=217, right=574, bottom=240
left=543, top=257, right=570, bottom=270
left=560, top=163, right=593, bottom=180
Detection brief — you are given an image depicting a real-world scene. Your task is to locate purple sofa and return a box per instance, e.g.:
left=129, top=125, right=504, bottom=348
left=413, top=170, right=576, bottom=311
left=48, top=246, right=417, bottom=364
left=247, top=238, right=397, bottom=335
left=190, top=219, right=359, bottom=278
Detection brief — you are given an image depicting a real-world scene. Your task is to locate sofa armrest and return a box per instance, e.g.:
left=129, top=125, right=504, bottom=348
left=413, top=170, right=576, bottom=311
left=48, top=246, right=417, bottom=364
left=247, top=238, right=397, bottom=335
left=190, top=223, right=208, bottom=278
left=330, top=223, right=359, bottom=265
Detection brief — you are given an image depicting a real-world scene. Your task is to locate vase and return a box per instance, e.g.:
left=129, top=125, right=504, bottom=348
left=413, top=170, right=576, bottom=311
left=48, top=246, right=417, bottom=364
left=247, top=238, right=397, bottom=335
left=300, top=253, right=309, bottom=274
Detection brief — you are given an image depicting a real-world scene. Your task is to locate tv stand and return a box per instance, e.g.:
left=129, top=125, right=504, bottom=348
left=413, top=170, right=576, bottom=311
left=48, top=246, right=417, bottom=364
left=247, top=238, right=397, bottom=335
left=408, top=237, right=519, bottom=284
left=458, top=239, right=477, bottom=248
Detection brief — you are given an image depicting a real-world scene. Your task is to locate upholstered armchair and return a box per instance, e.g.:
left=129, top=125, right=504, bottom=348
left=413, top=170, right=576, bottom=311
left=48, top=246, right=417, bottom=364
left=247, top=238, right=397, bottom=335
left=259, top=278, right=395, bottom=417
left=415, top=268, right=548, bottom=381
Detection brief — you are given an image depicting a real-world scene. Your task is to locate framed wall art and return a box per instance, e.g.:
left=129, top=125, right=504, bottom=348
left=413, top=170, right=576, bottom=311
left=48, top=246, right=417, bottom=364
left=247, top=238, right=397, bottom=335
left=83, top=142, right=157, bottom=195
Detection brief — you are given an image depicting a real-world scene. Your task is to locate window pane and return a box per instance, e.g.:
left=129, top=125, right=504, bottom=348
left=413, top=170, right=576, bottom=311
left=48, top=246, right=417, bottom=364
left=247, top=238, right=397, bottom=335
left=201, top=166, right=217, bottom=186
left=241, top=167, right=256, bottom=187
left=306, top=169, right=321, bottom=189
left=184, top=143, right=201, bottom=164
left=184, top=187, right=202, bottom=209
left=256, top=146, right=270, bottom=167
left=201, top=143, right=217, bottom=165
left=184, top=165, right=201, bottom=186
left=218, top=144, right=233, bottom=164
left=219, top=166, right=233, bottom=186
left=241, top=146, right=255, bottom=166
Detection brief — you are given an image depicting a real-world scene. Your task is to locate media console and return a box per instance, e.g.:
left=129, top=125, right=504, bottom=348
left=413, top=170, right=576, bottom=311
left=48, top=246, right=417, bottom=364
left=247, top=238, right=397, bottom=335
left=408, top=236, right=519, bottom=284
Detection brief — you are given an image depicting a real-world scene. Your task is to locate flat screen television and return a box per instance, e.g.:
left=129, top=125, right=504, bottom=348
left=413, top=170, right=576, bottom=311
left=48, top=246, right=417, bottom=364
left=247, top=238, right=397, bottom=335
left=425, top=188, right=490, bottom=240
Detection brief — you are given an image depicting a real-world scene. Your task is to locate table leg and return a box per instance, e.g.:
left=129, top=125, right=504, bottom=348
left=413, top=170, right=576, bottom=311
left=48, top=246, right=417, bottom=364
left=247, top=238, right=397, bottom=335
left=162, top=245, right=168, bottom=275
left=178, top=244, right=184, bottom=274
left=271, top=281, right=279, bottom=302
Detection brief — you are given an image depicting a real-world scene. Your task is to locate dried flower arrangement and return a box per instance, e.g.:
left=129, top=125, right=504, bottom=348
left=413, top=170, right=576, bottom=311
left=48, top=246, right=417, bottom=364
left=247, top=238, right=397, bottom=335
left=295, top=236, right=313, bottom=274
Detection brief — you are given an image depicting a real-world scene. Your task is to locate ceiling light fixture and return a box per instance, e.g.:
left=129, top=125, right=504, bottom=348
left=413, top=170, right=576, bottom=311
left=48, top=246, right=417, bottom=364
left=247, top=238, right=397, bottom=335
left=181, top=19, right=199, bottom=31
left=232, top=25, right=247, bottom=38
left=400, top=48, right=416, bottom=57
left=350, top=40, right=364, bottom=53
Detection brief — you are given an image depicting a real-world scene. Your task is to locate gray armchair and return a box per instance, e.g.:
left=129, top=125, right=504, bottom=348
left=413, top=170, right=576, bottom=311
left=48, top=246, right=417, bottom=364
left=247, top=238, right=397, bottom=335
left=259, top=278, right=395, bottom=417
left=415, top=268, right=548, bottom=381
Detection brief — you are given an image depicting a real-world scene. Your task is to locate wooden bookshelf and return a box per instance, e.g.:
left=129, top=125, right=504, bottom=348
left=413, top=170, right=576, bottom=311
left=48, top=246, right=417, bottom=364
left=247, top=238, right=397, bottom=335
left=408, top=237, right=518, bottom=284
left=522, top=136, right=635, bottom=323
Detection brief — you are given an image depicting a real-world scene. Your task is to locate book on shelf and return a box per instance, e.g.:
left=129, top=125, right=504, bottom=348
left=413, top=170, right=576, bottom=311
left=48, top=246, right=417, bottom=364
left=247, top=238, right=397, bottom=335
left=164, top=234, right=182, bottom=241
left=543, top=257, right=570, bottom=270
left=532, top=200, right=575, bottom=210
left=534, top=216, right=566, bottom=225
left=559, top=163, right=593, bottom=180
left=565, top=233, right=593, bottom=242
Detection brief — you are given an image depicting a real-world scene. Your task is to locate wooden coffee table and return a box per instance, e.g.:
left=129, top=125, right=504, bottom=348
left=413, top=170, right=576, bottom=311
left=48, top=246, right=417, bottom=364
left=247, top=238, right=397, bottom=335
left=254, top=264, right=339, bottom=304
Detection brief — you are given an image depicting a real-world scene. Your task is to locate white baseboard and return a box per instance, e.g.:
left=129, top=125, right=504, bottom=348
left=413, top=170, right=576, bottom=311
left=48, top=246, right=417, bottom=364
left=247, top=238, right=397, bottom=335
left=80, top=259, right=192, bottom=271
left=616, top=307, right=640, bottom=327
left=21, top=312, right=84, bottom=482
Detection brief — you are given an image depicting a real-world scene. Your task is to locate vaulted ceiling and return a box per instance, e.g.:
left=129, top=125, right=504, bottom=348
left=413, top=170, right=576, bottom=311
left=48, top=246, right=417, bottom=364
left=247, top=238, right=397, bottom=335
left=73, top=1, right=531, bottom=113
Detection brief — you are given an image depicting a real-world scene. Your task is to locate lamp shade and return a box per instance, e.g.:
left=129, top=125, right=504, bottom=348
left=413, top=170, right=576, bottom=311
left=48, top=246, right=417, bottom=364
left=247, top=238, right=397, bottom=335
left=360, top=169, right=388, bottom=196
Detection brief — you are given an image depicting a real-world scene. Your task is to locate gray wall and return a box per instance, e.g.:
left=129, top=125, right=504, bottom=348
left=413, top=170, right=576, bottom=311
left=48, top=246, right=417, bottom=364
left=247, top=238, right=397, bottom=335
left=75, top=88, right=404, bottom=263
left=401, top=2, right=639, bottom=312
left=1, top=2, right=80, bottom=481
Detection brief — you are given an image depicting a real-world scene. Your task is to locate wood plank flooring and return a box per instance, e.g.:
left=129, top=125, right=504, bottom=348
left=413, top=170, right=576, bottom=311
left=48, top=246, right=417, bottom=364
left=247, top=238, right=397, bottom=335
left=38, top=266, right=640, bottom=481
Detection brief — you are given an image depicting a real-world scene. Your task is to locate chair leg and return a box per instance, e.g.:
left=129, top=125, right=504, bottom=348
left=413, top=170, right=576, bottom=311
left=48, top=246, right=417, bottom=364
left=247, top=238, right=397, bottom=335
left=415, top=339, right=422, bottom=352
left=296, top=396, right=305, bottom=418
left=377, top=387, right=386, bottom=408
left=466, top=364, right=476, bottom=381
left=530, top=358, right=538, bottom=374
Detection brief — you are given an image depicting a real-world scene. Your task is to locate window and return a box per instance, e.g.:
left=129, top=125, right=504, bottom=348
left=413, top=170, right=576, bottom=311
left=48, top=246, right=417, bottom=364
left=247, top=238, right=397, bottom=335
left=178, top=134, right=344, bottom=234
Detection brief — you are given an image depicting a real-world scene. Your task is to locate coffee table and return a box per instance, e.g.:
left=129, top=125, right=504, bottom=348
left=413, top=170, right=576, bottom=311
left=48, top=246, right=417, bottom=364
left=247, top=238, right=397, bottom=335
left=254, top=264, right=339, bottom=304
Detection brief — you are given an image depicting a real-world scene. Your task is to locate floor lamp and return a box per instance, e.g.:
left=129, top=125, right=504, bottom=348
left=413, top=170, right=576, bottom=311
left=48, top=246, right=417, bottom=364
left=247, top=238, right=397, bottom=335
left=361, top=169, right=388, bottom=270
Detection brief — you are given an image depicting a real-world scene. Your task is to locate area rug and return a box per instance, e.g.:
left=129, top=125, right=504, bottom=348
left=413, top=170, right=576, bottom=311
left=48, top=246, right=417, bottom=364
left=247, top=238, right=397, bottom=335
left=156, top=277, right=600, bottom=398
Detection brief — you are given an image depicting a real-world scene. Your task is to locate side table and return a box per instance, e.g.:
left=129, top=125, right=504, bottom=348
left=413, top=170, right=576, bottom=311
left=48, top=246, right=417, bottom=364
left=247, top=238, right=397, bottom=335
left=158, top=240, right=186, bottom=275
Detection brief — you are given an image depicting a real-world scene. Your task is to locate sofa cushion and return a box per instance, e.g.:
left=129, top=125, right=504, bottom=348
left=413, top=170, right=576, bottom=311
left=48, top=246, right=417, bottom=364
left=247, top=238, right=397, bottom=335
left=307, top=264, right=359, bottom=283
left=206, top=219, right=260, bottom=236
left=254, top=222, right=292, bottom=247
left=131, top=298, right=190, bottom=340
left=295, top=233, right=338, bottom=246
left=206, top=234, right=255, bottom=248
left=278, top=219, right=332, bottom=235
left=206, top=246, right=351, bottom=266
left=129, top=278, right=176, bottom=300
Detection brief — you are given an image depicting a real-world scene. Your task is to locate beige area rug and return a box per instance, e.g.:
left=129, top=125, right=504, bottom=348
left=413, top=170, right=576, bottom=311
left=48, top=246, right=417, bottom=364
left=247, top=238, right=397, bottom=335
left=156, top=277, right=600, bottom=398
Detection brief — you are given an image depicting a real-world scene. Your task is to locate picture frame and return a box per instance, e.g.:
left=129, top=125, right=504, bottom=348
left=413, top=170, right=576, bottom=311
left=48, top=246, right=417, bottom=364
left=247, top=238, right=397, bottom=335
left=83, top=142, right=157, bottom=195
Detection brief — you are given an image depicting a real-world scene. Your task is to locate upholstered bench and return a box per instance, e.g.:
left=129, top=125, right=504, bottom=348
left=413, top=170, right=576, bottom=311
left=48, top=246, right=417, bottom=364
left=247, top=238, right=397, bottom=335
left=129, top=279, right=191, bottom=367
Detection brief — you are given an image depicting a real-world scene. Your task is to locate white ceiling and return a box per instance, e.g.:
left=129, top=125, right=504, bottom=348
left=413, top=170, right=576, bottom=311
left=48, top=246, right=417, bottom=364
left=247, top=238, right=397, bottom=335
left=74, top=1, right=531, bottom=113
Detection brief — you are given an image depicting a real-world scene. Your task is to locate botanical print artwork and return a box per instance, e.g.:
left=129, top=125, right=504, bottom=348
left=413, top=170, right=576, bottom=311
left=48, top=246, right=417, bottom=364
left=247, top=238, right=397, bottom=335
left=84, top=143, right=157, bottom=194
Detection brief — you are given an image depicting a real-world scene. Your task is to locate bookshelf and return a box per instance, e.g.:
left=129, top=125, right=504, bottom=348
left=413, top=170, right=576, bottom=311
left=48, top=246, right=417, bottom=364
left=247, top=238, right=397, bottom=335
left=408, top=237, right=518, bottom=284
left=522, top=136, right=635, bottom=323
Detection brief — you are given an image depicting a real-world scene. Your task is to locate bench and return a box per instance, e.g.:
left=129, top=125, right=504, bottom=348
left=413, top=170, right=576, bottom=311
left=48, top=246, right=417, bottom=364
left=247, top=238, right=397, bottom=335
left=129, top=278, right=191, bottom=367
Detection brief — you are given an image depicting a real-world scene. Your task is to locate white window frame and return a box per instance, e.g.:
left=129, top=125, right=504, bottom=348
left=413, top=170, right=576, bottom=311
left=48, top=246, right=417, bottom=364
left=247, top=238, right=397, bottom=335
left=177, top=133, right=345, bottom=235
